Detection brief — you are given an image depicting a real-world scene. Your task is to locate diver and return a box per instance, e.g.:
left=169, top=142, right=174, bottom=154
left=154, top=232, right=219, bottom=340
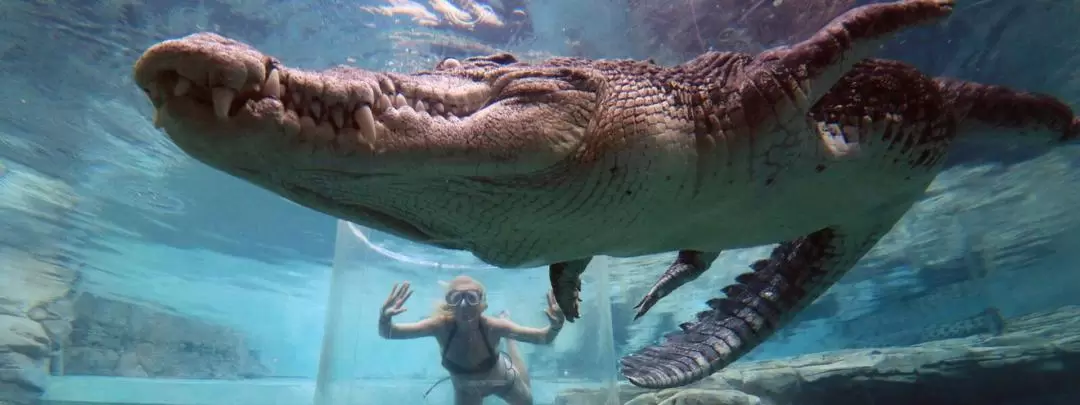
left=378, top=275, right=565, bottom=405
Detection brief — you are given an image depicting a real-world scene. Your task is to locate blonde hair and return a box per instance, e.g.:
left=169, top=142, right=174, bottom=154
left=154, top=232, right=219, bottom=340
left=433, top=275, right=488, bottom=320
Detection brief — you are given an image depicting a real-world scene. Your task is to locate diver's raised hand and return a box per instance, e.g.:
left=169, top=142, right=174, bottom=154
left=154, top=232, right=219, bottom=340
left=382, top=282, right=413, bottom=318
left=544, top=290, right=566, bottom=327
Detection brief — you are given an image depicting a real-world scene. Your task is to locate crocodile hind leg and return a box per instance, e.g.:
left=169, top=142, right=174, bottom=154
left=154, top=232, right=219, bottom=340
left=549, top=258, right=591, bottom=322
left=632, top=251, right=721, bottom=320
left=619, top=215, right=905, bottom=389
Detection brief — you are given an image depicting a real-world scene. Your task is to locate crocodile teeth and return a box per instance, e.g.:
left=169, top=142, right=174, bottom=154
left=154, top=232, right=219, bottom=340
left=379, top=77, right=395, bottom=94
left=355, top=105, right=377, bottom=144
left=376, top=94, right=391, bottom=111
left=263, top=69, right=282, bottom=98
left=330, top=106, right=344, bottom=128
left=393, top=94, right=408, bottom=109
left=174, top=77, right=192, bottom=96
left=359, top=83, right=374, bottom=104
left=211, top=87, right=235, bottom=119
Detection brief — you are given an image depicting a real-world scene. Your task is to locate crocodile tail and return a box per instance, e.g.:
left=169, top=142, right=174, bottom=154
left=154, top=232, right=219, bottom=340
left=935, top=77, right=1078, bottom=144
left=620, top=221, right=895, bottom=388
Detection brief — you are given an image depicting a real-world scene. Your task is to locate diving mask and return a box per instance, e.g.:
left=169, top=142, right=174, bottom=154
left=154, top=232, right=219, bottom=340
left=446, top=289, right=483, bottom=307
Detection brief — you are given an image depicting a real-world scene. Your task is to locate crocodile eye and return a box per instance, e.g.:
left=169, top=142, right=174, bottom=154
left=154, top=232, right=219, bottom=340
left=436, top=58, right=462, bottom=70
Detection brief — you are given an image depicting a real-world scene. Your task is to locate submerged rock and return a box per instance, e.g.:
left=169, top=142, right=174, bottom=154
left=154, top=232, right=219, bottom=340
left=620, top=388, right=763, bottom=405
left=556, top=305, right=1080, bottom=405
left=0, top=248, right=77, bottom=405
left=1, top=287, right=271, bottom=405
left=63, top=293, right=270, bottom=379
left=0, top=315, right=50, bottom=360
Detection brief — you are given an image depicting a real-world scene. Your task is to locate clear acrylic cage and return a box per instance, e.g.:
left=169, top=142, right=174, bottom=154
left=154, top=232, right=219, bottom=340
left=316, top=220, right=621, bottom=405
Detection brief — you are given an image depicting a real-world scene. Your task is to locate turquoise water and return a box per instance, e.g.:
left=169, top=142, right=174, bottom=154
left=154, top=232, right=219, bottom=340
left=1, top=1, right=1079, bottom=404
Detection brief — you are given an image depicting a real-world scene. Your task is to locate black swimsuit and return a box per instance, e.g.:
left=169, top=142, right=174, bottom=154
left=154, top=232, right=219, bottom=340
left=441, top=317, right=499, bottom=374
left=423, top=317, right=520, bottom=400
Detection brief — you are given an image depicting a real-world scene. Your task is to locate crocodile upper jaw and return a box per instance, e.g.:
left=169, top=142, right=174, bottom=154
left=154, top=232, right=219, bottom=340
left=134, top=33, right=596, bottom=181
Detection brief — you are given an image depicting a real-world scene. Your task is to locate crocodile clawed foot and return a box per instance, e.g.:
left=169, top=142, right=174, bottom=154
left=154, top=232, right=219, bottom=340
left=631, top=283, right=669, bottom=320
left=549, top=259, right=590, bottom=322
left=633, top=250, right=718, bottom=320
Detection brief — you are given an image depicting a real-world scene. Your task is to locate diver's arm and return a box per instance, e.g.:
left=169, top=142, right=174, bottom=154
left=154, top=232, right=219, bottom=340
left=379, top=282, right=440, bottom=339
left=491, top=318, right=563, bottom=345
left=378, top=315, right=442, bottom=340
left=493, top=290, right=567, bottom=344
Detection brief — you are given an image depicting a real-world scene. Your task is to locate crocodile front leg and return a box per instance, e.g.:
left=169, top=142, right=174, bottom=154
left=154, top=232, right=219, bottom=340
left=549, top=258, right=591, bottom=322
left=632, top=250, right=721, bottom=320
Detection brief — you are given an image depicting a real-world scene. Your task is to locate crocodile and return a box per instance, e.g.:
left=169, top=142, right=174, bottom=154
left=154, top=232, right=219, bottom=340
left=133, top=0, right=1078, bottom=389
